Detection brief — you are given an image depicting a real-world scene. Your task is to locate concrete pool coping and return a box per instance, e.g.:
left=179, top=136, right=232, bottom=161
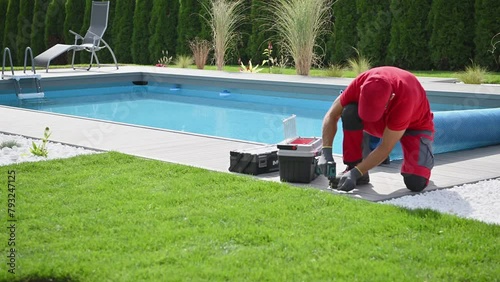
left=1, top=65, right=500, bottom=201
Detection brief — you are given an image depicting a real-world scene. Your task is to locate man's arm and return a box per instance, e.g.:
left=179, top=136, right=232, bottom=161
left=322, top=96, right=343, bottom=147
left=356, top=127, right=404, bottom=174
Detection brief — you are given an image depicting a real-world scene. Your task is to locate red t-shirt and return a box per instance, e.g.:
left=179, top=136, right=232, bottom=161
left=340, top=66, right=434, bottom=137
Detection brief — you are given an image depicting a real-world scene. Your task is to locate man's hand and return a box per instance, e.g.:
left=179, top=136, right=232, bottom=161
left=338, top=167, right=363, bottom=191
left=318, top=147, right=334, bottom=177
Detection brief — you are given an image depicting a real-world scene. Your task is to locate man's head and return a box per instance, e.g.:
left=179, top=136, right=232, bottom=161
left=359, top=75, right=392, bottom=122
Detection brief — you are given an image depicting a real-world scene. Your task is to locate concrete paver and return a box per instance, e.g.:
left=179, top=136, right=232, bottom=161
left=1, top=66, right=499, bottom=201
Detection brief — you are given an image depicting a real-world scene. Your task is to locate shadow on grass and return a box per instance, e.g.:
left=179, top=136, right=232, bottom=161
left=12, top=276, right=77, bottom=282
left=400, top=207, right=444, bottom=220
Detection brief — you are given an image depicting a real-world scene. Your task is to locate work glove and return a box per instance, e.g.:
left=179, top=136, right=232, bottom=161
left=337, top=167, right=363, bottom=192
left=318, top=147, right=334, bottom=177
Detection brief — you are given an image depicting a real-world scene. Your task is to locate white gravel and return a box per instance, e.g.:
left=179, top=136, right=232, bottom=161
left=382, top=179, right=500, bottom=225
left=1, top=133, right=498, bottom=225
left=0, top=133, right=97, bottom=166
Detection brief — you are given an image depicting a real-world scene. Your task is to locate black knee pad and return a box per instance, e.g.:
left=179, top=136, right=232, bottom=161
left=403, top=174, right=428, bottom=192
left=341, top=104, right=363, bottom=130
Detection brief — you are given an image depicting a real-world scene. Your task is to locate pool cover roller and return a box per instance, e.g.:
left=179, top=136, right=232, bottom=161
left=433, top=108, right=500, bottom=153
left=390, top=107, right=500, bottom=159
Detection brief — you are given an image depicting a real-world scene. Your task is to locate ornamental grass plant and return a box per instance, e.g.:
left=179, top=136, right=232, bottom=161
left=174, top=55, right=194, bottom=68
left=203, top=0, right=245, bottom=71
left=457, top=63, right=488, bottom=84
left=189, top=37, right=212, bottom=69
left=347, top=47, right=372, bottom=75
left=267, top=0, right=334, bottom=76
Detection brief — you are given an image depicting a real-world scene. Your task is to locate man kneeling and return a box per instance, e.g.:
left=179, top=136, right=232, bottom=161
left=319, top=66, right=435, bottom=192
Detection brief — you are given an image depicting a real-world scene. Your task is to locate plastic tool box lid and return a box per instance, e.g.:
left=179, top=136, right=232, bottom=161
left=277, top=115, right=322, bottom=157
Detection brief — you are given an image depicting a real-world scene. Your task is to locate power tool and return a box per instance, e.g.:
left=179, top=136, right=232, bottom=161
left=315, top=159, right=337, bottom=185
left=324, top=161, right=337, bottom=181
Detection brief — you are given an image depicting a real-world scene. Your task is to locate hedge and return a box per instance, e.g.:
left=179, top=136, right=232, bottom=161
left=3, top=0, right=499, bottom=72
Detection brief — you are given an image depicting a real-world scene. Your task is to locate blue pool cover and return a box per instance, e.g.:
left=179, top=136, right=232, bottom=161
left=390, top=107, right=500, bottom=159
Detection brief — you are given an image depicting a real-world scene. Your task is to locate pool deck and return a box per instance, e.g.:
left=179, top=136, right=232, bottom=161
left=1, top=65, right=500, bottom=201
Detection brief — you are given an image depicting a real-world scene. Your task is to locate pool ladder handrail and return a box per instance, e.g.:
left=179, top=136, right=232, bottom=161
left=2, top=47, right=44, bottom=99
left=1, top=47, right=15, bottom=79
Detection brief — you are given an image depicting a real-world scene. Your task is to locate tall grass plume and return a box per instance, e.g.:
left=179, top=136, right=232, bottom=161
left=203, top=0, right=245, bottom=71
left=267, top=0, right=334, bottom=76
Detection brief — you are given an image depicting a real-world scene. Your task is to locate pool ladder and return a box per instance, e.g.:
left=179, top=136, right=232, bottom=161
left=2, top=47, right=44, bottom=99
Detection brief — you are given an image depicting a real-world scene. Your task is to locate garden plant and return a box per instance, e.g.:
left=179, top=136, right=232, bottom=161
left=267, top=0, right=333, bottom=75
left=189, top=37, right=212, bottom=69
left=203, top=0, right=245, bottom=71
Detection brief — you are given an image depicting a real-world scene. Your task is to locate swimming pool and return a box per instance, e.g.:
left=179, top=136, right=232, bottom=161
left=1, top=83, right=333, bottom=144
left=0, top=80, right=499, bottom=159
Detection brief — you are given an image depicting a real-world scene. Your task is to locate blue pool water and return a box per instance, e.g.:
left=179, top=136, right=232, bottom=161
left=10, top=85, right=332, bottom=145
left=0, top=83, right=495, bottom=158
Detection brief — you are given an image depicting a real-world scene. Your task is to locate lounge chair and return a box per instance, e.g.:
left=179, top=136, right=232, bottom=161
left=34, top=1, right=118, bottom=72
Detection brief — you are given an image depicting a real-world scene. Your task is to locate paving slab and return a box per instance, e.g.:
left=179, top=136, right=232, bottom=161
left=1, top=66, right=499, bottom=202
left=1, top=105, right=499, bottom=202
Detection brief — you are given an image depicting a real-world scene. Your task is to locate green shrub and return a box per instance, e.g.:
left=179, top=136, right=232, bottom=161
left=63, top=0, right=86, bottom=45
left=474, top=0, right=500, bottom=71
left=246, top=0, right=274, bottom=64
left=328, top=0, right=358, bottom=65
left=177, top=0, right=210, bottom=57
left=0, top=0, right=7, bottom=49
left=30, top=0, right=49, bottom=56
left=387, top=0, right=431, bottom=69
left=131, top=1, right=153, bottom=65
left=112, top=0, right=135, bottom=63
left=428, top=0, right=475, bottom=70
left=356, top=0, right=391, bottom=67
left=44, top=0, right=66, bottom=65
left=4, top=0, right=20, bottom=65
left=149, top=0, right=179, bottom=63
left=489, top=33, right=500, bottom=69
left=17, top=0, right=34, bottom=64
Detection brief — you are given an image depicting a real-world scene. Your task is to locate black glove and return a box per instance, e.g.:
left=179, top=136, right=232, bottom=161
left=318, top=147, right=334, bottom=177
left=338, top=167, right=362, bottom=192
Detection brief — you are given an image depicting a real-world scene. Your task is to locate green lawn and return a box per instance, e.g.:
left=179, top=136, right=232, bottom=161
left=188, top=65, right=500, bottom=84
left=1, top=152, right=499, bottom=281
left=25, top=62, right=500, bottom=84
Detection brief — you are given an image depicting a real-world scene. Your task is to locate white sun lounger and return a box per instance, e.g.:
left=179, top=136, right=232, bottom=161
left=34, top=1, right=118, bottom=72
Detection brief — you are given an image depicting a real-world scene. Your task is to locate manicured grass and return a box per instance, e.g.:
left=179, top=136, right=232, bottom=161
left=1, top=152, right=499, bottom=281
left=194, top=65, right=500, bottom=84
left=22, top=63, right=500, bottom=84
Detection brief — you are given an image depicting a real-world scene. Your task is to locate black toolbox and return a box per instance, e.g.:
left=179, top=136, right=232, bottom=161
left=229, top=145, right=279, bottom=175
left=277, top=137, right=322, bottom=183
